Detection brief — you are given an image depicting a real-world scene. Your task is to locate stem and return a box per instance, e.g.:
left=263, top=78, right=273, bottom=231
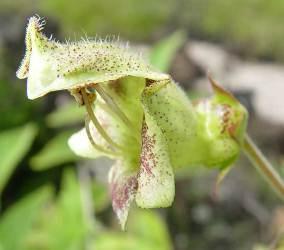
left=81, top=88, right=124, bottom=151
left=243, top=134, right=284, bottom=199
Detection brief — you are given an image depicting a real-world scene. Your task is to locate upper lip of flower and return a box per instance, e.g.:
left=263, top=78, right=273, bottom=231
left=16, top=15, right=169, bottom=100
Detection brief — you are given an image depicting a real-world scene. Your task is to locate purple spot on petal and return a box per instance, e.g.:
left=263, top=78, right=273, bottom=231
left=111, top=175, right=138, bottom=212
left=139, top=121, right=157, bottom=178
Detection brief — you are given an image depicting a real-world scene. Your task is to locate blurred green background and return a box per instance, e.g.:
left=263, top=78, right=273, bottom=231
left=0, top=0, right=284, bottom=249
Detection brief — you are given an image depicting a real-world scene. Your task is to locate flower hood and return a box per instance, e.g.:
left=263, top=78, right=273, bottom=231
left=16, top=16, right=168, bottom=99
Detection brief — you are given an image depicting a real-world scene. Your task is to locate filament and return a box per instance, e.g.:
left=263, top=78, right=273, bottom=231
left=84, top=116, right=120, bottom=156
left=81, top=88, right=124, bottom=151
left=93, top=84, right=141, bottom=144
left=93, top=84, right=133, bottom=128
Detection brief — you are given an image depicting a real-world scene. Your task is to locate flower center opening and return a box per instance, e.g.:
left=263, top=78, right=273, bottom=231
left=73, top=85, right=138, bottom=155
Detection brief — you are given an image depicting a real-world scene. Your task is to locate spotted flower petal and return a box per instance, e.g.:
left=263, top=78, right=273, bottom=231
left=141, top=82, right=202, bottom=169
left=16, top=16, right=169, bottom=99
left=135, top=114, right=175, bottom=208
left=108, top=160, right=138, bottom=230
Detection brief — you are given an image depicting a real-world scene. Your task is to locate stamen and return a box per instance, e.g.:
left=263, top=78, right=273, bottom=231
left=84, top=116, right=120, bottom=156
left=93, top=84, right=133, bottom=128
left=93, top=84, right=141, bottom=144
left=81, top=88, right=124, bottom=151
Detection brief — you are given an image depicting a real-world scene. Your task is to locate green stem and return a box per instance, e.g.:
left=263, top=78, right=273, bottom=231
left=243, top=134, right=284, bottom=199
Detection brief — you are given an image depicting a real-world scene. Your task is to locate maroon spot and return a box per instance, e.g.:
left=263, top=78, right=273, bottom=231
left=109, top=79, right=124, bottom=94
left=110, top=175, right=138, bottom=212
left=139, top=121, right=157, bottom=177
left=146, top=79, right=156, bottom=87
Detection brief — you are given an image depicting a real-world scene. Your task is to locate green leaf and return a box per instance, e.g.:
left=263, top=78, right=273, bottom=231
left=46, top=101, right=85, bottom=128
left=0, top=187, right=52, bottom=250
left=94, top=209, right=172, bottom=250
left=0, top=123, right=38, bottom=193
left=150, top=30, right=186, bottom=72
left=127, top=209, right=172, bottom=250
left=92, top=181, right=110, bottom=213
left=30, top=131, right=78, bottom=171
left=38, top=169, right=88, bottom=250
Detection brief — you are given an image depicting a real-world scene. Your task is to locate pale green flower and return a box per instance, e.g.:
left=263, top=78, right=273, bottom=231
left=17, top=16, right=248, bottom=229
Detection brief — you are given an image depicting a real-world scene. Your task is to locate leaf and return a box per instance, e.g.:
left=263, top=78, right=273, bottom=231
left=40, top=169, right=88, bottom=250
left=25, top=169, right=88, bottom=250
left=0, top=123, right=38, bottom=193
left=30, top=130, right=78, bottom=170
left=46, top=101, right=85, bottom=128
left=94, top=209, right=172, bottom=250
left=127, top=209, right=172, bottom=250
left=150, top=30, right=186, bottom=72
left=0, top=187, right=52, bottom=250
left=92, top=181, right=110, bottom=213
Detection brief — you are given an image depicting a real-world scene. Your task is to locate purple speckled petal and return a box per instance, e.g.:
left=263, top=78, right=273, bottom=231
left=108, top=160, right=138, bottom=230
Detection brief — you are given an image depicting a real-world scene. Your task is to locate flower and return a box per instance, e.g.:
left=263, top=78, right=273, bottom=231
left=17, top=16, right=248, bottom=229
